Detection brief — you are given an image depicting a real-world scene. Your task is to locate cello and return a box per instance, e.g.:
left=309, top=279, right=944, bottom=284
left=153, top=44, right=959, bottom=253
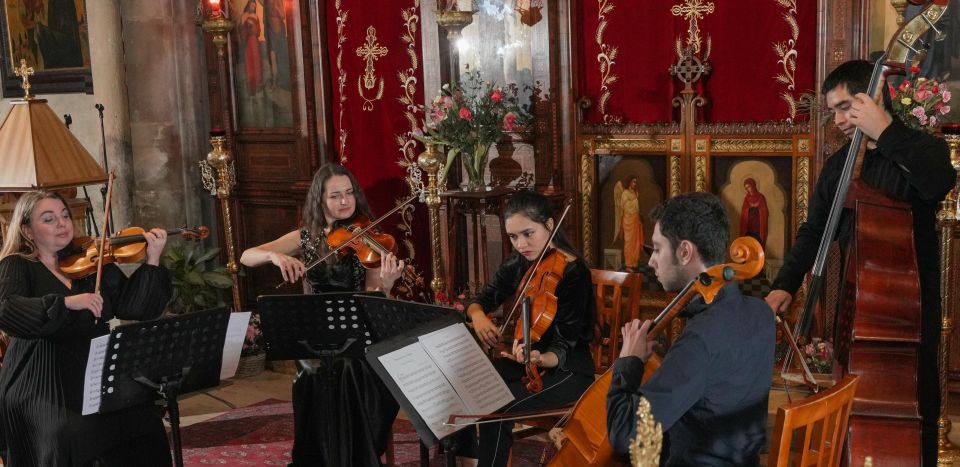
left=547, top=236, right=765, bottom=466
left=781, top=2, right=949, bottom=464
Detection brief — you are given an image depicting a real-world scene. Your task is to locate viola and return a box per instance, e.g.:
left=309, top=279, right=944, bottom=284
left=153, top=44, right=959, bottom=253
left=547, top=236, right=764, bottom=466
left=514, top=249, right=569, bottom=393
left=59, top=226, right=209, bottom=279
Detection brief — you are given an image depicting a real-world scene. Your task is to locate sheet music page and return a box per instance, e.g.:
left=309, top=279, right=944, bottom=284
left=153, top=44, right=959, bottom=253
left=378, top=342, right=468, bottom=440
left=418, top=323, right=514, bottom=414
left=81, top=335, right=110, bottom=415
left=221, top=311, right=251, bottom=379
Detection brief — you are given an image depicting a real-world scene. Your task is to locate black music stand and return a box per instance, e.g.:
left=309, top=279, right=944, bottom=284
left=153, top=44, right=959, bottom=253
left=97, top=307, right=232, bottom=467
left=257, top=293, right=458, bottom=467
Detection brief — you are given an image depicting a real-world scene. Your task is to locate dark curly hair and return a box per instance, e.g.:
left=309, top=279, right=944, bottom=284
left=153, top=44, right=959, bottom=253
left=302, top=164, right=373, bottom=235
left=650, top=192, right=729, bottom=266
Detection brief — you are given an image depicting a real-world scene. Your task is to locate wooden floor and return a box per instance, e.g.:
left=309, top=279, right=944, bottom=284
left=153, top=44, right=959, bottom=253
left=177, top=367, right=960, bottom=465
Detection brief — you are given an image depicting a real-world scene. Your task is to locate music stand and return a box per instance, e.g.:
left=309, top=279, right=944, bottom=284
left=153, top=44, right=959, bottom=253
left=98, top=306, right=231, bottom=467
left=257, top=292, right=458, bottom=467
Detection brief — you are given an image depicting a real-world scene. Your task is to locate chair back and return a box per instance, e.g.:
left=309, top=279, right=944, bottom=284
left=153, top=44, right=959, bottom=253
left=589, top=269, right=643, bottom=372
left=767, top=374, right=859, bottom=467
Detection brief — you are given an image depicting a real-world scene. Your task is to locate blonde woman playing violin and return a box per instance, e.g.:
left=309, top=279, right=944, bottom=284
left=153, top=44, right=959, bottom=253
left=0, top=190, right=172, bottom=466
left=458, top=190, right=596, bottom=467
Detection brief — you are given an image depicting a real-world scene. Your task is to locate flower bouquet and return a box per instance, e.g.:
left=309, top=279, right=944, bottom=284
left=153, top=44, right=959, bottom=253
left=888, top=76, right=951, bottom=133
left=415, top=71, right=531, bottom=190
left=802, top=337, right=833, bottom=374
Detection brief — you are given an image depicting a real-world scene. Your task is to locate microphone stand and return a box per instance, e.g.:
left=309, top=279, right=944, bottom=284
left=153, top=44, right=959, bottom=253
left=95, top=104, right=115, bottom=236
left=64, top=113, right=99, bottom=238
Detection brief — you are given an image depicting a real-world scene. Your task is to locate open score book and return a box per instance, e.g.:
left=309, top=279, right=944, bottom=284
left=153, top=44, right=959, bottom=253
left=374, top=322, right=514, bottom=441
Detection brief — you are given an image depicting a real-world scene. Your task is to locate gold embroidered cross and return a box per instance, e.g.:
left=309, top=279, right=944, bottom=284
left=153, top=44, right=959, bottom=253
left=671, top=0, right=715, bottom=54
left=355, top=26, right=388, bottom=90
left=14, top=59, right=35, bottom=99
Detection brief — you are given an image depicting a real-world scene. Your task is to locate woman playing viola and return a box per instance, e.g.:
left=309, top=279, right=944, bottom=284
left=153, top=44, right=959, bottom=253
left=462, top=190, right=596, bottom=467
left=239, top=164, right=403, bottom=466
left=0, top=191, right=172, bottom=466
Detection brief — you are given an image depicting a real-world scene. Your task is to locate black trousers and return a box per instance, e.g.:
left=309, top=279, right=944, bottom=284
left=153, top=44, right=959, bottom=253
left=459, top=358, right=593, bottom=467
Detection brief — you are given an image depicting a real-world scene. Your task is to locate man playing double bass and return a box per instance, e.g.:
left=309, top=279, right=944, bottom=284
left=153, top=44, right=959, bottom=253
left=766, top=60, right=956, bottom=465
left=607, top=193, right=776, bottom=465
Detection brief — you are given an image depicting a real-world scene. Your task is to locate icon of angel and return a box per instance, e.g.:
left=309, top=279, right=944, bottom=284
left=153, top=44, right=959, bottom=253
left=612, top=176, right=644, bottom=272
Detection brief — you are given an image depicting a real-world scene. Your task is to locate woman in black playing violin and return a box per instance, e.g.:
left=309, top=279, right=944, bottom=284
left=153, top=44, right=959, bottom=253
left=240, top=163, right=403, bottom=466
left=0, top=191, right=172, bottom=466
left=461, top=190, right=595, bottom=467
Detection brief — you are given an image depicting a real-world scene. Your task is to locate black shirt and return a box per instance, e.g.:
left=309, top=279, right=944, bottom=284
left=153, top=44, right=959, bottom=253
left=470, top=250, right=596, bottom=376
left=771, top=119, right=955, bottom=296
left=607, top=282, right=775, bottom=466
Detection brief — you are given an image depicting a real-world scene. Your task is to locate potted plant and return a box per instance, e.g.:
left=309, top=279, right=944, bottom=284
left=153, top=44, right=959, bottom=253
left=160, top=242, right=233, bottom=314
left=236, top=313, right=266, bottom=377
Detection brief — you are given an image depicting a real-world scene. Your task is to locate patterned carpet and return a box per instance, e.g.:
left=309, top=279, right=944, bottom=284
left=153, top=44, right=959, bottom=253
left=174, top=399, right=553, bottom=466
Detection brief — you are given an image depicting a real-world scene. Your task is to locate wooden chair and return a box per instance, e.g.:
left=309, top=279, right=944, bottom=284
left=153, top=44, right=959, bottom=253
left=767, top=374, right=859, bottom=467
left=507, top=268, right=643, bottom=462
left=590, top=269, right=643, bottom=372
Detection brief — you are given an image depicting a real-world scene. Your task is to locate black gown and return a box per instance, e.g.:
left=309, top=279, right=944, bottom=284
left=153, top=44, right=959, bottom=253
left=289, top=228, right=399, bottom=467
left=0, top=254, right=172, bottom=466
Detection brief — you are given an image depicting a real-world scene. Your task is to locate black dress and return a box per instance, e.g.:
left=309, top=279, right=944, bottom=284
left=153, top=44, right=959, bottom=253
left=0, top=254, right=172, bottom=466
left=289, top=228, right=399, bottom=467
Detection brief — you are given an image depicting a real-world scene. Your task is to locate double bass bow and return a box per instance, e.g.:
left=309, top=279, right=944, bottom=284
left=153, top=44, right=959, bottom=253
left=546, top=236, right=765, bottom=466
left=782, top=2, right=949, bottom=464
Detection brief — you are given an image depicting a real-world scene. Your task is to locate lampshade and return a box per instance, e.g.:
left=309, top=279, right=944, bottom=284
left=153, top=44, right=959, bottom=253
left=0, top=99, right=107, bottom=191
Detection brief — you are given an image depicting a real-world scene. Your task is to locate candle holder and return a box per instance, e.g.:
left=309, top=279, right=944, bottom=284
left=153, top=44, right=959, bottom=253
left=418, top=144, right=446, bottom=296
left=937, top=125, right=960, bottom=465
left=200, top=132, right=242, bottom=312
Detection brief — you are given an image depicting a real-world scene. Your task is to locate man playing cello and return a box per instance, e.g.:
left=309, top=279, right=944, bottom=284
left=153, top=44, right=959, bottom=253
left=607, top=193, right=775, bottom=465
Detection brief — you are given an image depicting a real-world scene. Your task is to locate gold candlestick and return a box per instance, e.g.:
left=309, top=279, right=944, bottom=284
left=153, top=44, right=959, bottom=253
left=937, top=132, right=960, bottom=465
left=200, top=4, right=235, bottom=148
left=418, top=144, right=446, bottom=296
left=200, top=134, right=242, bottom=312
left=435, top=9, right=474, bottom=85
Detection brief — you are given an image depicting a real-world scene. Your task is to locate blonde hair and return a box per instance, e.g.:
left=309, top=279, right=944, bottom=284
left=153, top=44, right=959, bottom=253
left=0, top=191, right=71, bottom=261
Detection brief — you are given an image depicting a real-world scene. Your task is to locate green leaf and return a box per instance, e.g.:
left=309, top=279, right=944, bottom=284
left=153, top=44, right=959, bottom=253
left=203, top=271, right=233, bottom=288
left=440, top=147, right=460, bottom=181
left=184, top=271, right=205, bottom=286
left=195, top=247, right=221, bottom=264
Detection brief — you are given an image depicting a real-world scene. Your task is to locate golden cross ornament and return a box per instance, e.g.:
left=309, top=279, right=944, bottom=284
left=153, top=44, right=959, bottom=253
left=671, top=0, right=715, bottom=54
left=14, top=59, right=35, bottom=99
left=355, top=26, right=388, bottom=90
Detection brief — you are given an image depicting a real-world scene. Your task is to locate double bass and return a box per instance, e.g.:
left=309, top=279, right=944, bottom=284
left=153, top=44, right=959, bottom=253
left=782, top=2, right=949, bottom=464
left=547, top=236, right=765, bottom=466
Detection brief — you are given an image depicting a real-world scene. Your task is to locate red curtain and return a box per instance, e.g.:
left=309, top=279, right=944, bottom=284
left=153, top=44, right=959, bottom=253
left=325, top=0, right=430, bottom=299
left=577, top=0, right=816, bottom=124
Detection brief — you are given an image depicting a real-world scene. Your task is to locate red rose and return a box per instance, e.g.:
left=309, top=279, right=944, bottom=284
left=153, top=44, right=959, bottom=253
left=910, top=66, right=921, bottom=73
left=490, top=89, right=503, bottom=103
left=459, top=107, right=473, bottom=120
left=502, top=111, right=517, bottom=131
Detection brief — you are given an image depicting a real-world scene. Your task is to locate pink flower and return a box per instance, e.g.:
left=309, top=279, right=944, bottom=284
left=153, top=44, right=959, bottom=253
left=453, top=302, right=465, bottom=311
left=929, top=116, right=937, bottom=126
left=441, top=96, right=454, bottom=109
left=915, top=89, right=932, bottom=102
left=899, top=81, right=911, bottom=92
left=490, top=89, right=503, bottom=103
left=459, top=107, right=473, bottom=120
left=942, top=90, right=951, bottom=103
left=503, top=111, right=517, bottom=131
left=911, top=106, right=926, bottom=120
left=940, top=105, right=951, bottom=115
left=245, top=324, right=257, bottom=341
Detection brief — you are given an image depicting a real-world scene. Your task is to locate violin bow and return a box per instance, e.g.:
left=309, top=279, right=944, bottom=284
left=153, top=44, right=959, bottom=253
left=91, top=171, right=116, bottom=325
left=275, top=192, right=419, bottom=288
left=497, top=202, right=573, bottom=336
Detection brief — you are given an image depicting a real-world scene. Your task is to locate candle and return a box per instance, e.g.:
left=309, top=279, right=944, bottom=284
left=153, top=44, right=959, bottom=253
left=209, top=0, right=221, bottom=14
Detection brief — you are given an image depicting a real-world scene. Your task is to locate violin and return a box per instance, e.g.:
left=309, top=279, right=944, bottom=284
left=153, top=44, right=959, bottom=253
left=280, top=193, right=422, bottom=289
left=59, top=226, right=209, bottom=279
left=546, top=236, right=764, bottom=466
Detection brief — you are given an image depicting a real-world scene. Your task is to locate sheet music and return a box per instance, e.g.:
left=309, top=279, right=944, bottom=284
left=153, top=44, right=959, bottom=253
left=418, top=323, right=513, bottom=414
left=378, top=342, right=468, bottom=440
left=220, top=311, right=252, bottom=379
left=81, top=335, right=110, bottom=415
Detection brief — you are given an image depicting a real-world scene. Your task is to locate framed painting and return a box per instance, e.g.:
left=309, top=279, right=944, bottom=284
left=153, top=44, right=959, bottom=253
left=710, top=154, right=794, bottom=282
left=0, top=0, right=92, bottom=97
left=595, top=153, right=667, bottom=274
left=230, top=0, right=294, bottom=128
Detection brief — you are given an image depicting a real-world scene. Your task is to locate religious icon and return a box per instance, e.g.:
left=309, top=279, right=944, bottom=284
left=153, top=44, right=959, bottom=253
left=739, top=177, right=768, bottom=247
left=613, top=176, right=644, bottom=272
left=240, top=0, right=262, bottom=96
